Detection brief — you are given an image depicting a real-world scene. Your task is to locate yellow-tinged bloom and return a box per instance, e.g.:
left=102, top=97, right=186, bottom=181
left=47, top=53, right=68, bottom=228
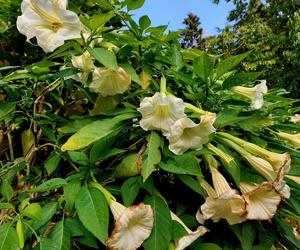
left=242, top=154, right=277, bottom=181
left=276, top=131, right=300, bottom=149
left=72, top=51, right=95, bottom=73
left=199, top=168, right=246, bottom=225
left=107, top=200, right=154, bottom=250
left=167, top=112, right=216, bottom=155
left=231, top=80, right=268, bottom=109
left=217, top=132, right=291, bottom=173
left=290, top=114, right=300, bottom=124
left=240, top=182, right=282, bottom=220
left=171, top=212, right=207, bottom=250
left=138, top=92, right=186, bottom=134
left=16, top=0, right=81, bottom=52
left=90, top=67, right=131, bottom=97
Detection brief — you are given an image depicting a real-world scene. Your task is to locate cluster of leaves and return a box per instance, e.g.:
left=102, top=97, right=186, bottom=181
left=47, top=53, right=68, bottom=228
left=0, top=0, right=300, bottom=249
left=182, top=0, right=300, bottom=97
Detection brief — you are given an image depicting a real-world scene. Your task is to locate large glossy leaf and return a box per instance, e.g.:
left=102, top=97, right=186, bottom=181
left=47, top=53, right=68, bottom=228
left=223, top=71, right=263, bottom=89
left=87, top=47, right=117, bottom=70
left=142, top=132, right=162, bottom=181
left=160, top=154, right=202, bottom=176
left=61, top=114, right=135, bottom=151
left=121, top=176, right=140, bottom=206
left=30, top=178, right=67, bottom=192
left=75, top=186, right=109, bottom=244
left=39, top=237, right=57, bottom=250
left=193, top=53, right=214, bottom=82
left=143, top=195, right=172, bottom=250
left=125, top=0, right=145, bottom=10
left=214, top=51, right=251, bottom=78
left=0, top=224, right=18, bottom=250
left=49, top=220, right=71, bottom=250
left=31, top=203, right=58, bottom=230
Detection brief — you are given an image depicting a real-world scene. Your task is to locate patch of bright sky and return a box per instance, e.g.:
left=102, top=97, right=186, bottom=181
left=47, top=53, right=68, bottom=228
left=131, top=0, right=235, bottom=36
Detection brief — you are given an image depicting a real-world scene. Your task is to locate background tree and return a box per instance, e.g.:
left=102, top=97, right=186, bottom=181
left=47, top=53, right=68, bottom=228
left=181, top=12, right=205, bottom=49
left=207, top=0, right=300, bottom=97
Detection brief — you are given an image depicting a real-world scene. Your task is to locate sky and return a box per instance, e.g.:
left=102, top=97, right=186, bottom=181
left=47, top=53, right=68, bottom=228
left=131, top=0, right=235, bottom=36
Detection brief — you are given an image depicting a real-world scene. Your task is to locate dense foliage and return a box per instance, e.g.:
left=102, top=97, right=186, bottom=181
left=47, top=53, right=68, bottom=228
left=0, top=0, right=300, bottom=250
left=181, top=0, right=300, bottom=97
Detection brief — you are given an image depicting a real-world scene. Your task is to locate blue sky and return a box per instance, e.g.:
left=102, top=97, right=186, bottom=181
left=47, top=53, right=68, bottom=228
left=131, top=0, right=235, bottom=36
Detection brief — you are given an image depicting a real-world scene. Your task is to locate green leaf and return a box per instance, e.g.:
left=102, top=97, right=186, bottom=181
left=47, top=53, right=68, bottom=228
left=121, top=177, right=140, bottom=206
left=64, top=180, right=81, bottom=211
left=193, top=53, right=214, bottom=82
left=0, top=202, right=13, bottom=209
left=0, top=224, right=18, bottom=250
left=87, top=47, right=118, bottom=70
left=49, top=220, right=71, bottom=250
left=114, top=153, right=139, bottom=179
left=21, top=203, right=42, bottom=220
left=31, top=203, right=58, bottom=230
left=39, top=237, right=57, bottom=250
left=160, top=154, right=201, bottom=176
left=143, top=195, right=172, bottom=250
left=177, top=175, right=205, bottom=196
left=0, top=102, right=16, bottom=121
left=75, top=186, right=109, bottom=244
left=68, top=151, right=89, bottom=166
left=61, top=116, right=131, bottom=151
left=89, top=12, right=114, bottom=30
left=223, top=72, right=263, bottom=89
left=139, top=15, right=151, bottom=31
left=0, top=178, right=14, bottom=201
left=142, top=132, right=162, bottom=181
left=45, top=153, right=62, bottom=175
left=172, top=45, right=184, bottom=71
left=214, top=51, right=251, bottom=78
left=125, top=0, right=145, bottom=10
left=30, top=178, right=67, bottom=192
left=120, top=63, right=141, bottom=84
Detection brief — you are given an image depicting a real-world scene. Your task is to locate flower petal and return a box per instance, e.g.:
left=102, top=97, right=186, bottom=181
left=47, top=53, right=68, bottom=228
left=200, top=190, right=246, bottom=225
left=138, top=92, right=186, bottom=133
left=241, top=182, right=281, bottom=220
left=167, top=112, right=216, bottom=155
left=107, top=203, right=153, bottom=250
left=90, top=67, right=131, bottom=97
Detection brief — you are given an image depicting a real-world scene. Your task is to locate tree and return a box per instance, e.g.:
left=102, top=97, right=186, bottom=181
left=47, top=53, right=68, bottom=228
left=181, top=12, right=205, bottom=49
left=207, top=0, right=300, bottom=97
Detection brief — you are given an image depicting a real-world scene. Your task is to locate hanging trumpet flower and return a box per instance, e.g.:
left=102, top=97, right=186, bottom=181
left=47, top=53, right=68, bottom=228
left=198, top=157, right=246, bottom=225
left=170, top=212, right=207, bottom=250
left=231, top=80, right=268, bottom=109
left=17, top=0, right=82, bottom=52
left=138, top=92, right=186, bottom=134
left=90, top=182, right=154, bottom=250
left=240, top=182, right=282, bottom=220
left=275, top=131, right=300, bottom=149
left=89, top=67, right=131, bottom=97
left=167, top=112, right=216, bottom=155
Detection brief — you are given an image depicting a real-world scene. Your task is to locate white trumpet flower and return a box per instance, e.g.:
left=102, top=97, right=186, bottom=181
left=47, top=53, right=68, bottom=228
left=290, top=114, right=300, bottom=124
left=90, top=67, right=131, bottom=97
left=167, top=112, right=216, bottom=155
left=231, top=80, right=268, bottom=109
left=199, top=168, right=246, bottom=225
left=240, top=182, right=281, bottom=220
left=72, top=51, right=95, bottom=73
left=276, top=131, right=300, bottom=149
left=16, top=0, right=81, bottom=52
left=107, top=201, right=154, bottom=250
left=171, top=212, right=207, bottom=250
left=138, top=92, right=186, bottom=134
